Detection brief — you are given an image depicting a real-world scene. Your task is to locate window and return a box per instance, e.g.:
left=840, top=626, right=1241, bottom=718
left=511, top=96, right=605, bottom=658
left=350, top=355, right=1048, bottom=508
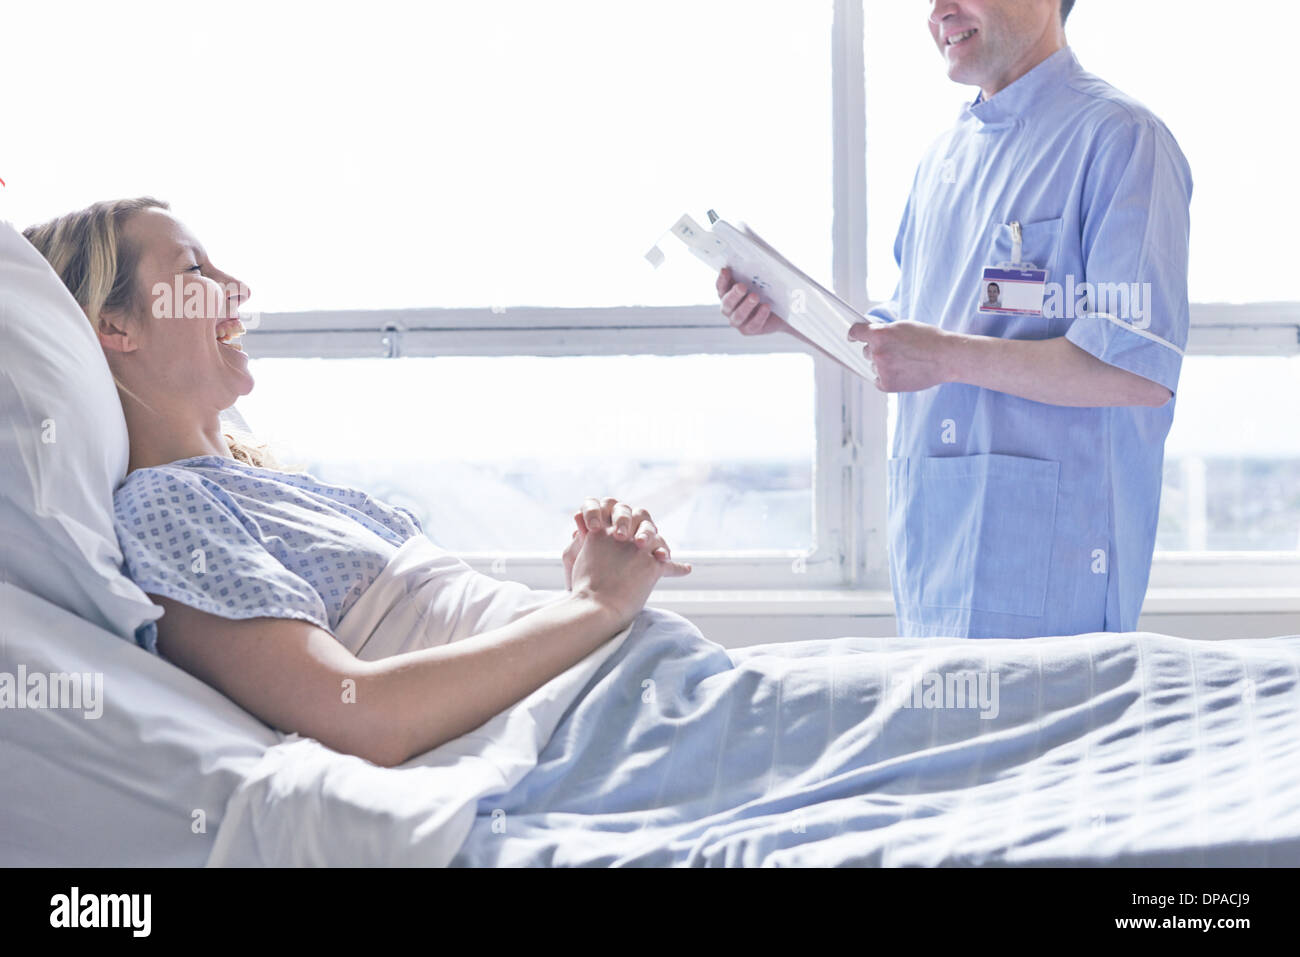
left=3, top=0, right=833, bottom=313
left=231, top=306, right=863, bottom=590
left=12, top=1, right=1295, bottom=599
left=3, top=0, right=858, bottom=590
left=239, top=353, right=818, bottom=557
left=1159, top=356, right=1300, bottom=553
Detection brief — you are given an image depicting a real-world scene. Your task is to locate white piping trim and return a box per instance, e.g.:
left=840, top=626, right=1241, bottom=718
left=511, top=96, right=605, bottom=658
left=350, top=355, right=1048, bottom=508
left=1083, top=311, right=1185, bottom=357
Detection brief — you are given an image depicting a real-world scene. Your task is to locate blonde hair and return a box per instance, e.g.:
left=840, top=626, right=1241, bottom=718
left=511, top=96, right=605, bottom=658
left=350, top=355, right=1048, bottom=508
left=22, top=197, right=278, bottom=469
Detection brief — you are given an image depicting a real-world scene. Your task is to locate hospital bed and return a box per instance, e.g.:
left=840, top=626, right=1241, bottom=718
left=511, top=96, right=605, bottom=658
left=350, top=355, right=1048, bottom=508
left=7, top=571, right=1300, bottom=866
left=4, top=219, right=1300, bottom=867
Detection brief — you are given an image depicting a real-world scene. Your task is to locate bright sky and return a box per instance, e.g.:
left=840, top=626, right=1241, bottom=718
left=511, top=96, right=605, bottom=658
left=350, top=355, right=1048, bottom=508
left=0, top=0, right=831, bottom=312
left=4, top=1, right=1293, bottom=308
left=4, top=1, right=1295, bottom=461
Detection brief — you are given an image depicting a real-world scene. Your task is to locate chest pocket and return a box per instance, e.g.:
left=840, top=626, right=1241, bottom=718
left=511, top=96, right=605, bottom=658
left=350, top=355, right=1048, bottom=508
left=988, top=217, right=1063, bottom=274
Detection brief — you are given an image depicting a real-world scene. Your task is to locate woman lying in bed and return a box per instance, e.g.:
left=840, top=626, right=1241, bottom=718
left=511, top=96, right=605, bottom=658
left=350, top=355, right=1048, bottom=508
left=25, top=197, right=691, bottom=768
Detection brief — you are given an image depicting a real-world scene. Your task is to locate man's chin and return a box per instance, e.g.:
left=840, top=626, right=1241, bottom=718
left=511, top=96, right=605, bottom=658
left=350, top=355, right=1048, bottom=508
left=946, top=63, right=976, bottom=86
left=943, top=53, right=984, bottom=88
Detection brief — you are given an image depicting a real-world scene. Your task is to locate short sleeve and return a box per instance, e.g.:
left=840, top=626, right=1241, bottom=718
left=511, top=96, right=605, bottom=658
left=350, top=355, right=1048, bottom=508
left=1064, top=115, right=1193, bottom=394
left=113, top=468, right=332, bottom=644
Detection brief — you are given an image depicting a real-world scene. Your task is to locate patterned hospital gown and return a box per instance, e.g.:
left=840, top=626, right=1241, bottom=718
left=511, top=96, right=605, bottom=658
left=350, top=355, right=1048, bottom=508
left=113, top=454, right=424, bottom=655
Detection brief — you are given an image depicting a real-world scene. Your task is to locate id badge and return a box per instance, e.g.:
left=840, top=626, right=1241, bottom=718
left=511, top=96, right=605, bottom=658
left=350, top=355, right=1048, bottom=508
left=979, top=265, right=1049, bottom=316
left=979, top=219, right=1048, bottom=316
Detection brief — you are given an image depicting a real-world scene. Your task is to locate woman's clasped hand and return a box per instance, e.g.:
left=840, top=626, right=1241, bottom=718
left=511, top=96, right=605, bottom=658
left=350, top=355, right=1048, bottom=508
left=562, top=496, right=692, bottom=628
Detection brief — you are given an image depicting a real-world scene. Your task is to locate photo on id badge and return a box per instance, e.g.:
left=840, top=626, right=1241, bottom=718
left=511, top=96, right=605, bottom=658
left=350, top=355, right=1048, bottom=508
left=979, top=266, right=1048, bottom=316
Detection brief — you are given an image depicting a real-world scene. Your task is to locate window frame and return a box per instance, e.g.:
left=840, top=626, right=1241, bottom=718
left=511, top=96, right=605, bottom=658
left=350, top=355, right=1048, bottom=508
left=241, top=305, right=880, bottom=591
left=236, top=0, right=879, bottom=593
left=235, top=0, right=1299, bottom=597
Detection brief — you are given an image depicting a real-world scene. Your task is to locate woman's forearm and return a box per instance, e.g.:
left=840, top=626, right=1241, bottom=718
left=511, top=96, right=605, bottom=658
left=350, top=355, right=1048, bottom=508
left=158, top=514, right=678, bottom=768
left=356, top=592, right=630, bottom=767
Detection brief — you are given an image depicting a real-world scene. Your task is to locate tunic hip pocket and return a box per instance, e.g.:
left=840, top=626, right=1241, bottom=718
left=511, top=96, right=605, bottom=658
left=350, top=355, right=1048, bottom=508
left=917, top=453, right=1059, bottom=618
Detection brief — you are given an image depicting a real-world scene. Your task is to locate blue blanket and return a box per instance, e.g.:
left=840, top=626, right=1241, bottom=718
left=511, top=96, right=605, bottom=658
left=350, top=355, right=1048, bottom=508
left=451, top=609, right=1300, bottom=866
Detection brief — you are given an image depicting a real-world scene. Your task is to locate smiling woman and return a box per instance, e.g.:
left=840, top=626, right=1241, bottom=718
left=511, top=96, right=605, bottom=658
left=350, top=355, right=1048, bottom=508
left=20, top=197, right=694, bottom=770
left=21, top=198, right=274, bottom=468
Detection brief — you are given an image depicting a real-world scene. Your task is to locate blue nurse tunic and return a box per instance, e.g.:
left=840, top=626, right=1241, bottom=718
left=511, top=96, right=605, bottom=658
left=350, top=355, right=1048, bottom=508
left=869, top=46, right=1193, bottom=638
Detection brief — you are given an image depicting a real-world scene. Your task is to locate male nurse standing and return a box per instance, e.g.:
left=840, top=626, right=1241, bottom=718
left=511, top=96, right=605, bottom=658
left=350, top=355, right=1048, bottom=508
left=717, top=0, right=1192, bottom=638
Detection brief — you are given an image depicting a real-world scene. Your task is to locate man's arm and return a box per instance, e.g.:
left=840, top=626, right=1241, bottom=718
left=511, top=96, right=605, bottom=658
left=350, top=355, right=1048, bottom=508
left=944, top=330, right=1172, bottom=407
left=845, top=113, right=1190, bottom=408
left=847, top=319, right=1171, bottom=407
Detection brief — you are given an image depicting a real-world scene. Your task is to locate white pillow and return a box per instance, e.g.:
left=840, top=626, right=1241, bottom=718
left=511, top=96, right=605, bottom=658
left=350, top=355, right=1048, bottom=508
left=0, top=219, right=160, bottom=645
left=0, top=582, right=278, bottom=865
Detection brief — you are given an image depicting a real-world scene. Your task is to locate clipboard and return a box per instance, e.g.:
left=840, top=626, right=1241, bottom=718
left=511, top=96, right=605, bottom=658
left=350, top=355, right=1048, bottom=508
left=660, top=210, right=876, bottom=379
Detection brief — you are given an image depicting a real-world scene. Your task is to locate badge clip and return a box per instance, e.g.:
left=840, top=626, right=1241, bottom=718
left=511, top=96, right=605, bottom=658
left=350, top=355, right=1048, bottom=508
left=1000, top=220, right=1040, bottom=271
